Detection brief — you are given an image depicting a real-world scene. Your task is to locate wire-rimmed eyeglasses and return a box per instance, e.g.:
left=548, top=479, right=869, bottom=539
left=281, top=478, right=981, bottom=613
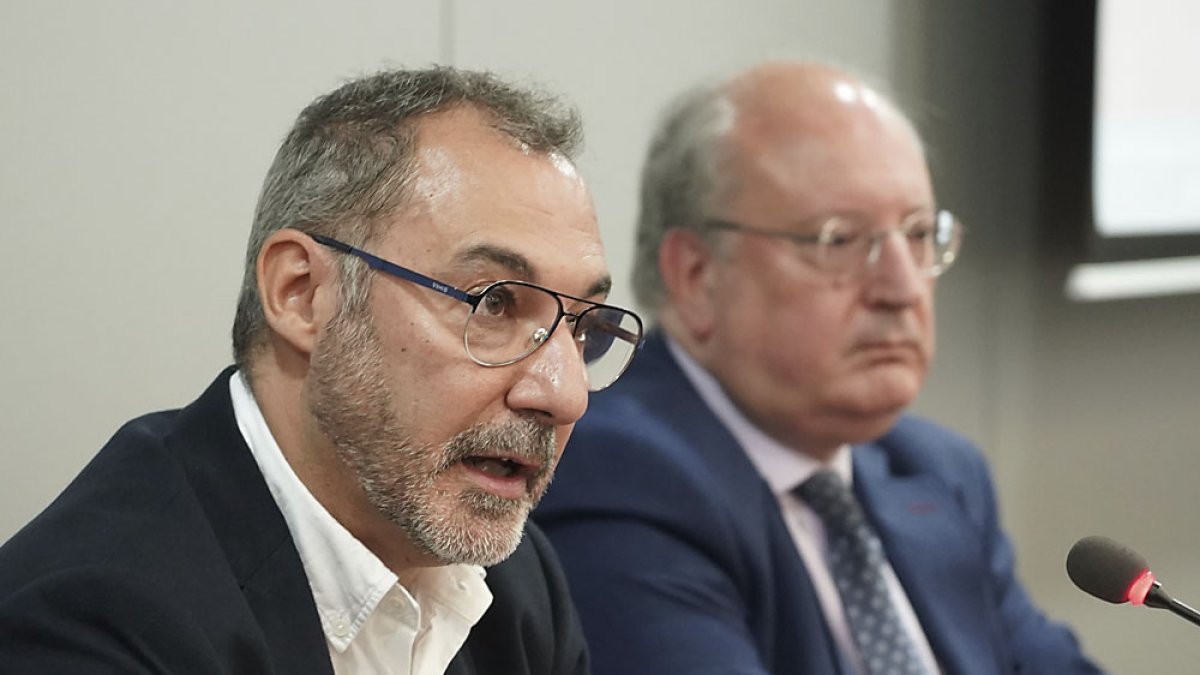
left=310, top=233, right=644, bottom=392
left=706, top=209, right=964, bottom=278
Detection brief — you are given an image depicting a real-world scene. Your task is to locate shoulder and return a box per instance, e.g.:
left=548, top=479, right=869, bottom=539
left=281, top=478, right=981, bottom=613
left=552, top=340, right=753, bottom=505
left=1, top=407, right=191, bottom=567
left=860, top=415, right=998, bottom=525
left=0, top=373, right=251, bottom=618
left=540, top=384, right=760, bottom=545
left=0, top=410, right=239, bottom=607
left=567, top=332, right=707, bottom=453
left=874, top=414, right=990, bottom=481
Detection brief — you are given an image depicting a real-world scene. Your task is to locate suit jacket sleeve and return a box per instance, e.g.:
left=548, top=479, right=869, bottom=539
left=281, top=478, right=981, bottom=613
left=0, top=375, right=333, bottom=675
left=868, top=419, right=1105, bottom=674
left=0, top=566, right=241, bottom=675
left=535, top=424, right=776, bottom=675
left=962, top=440, right=1103, bottom=673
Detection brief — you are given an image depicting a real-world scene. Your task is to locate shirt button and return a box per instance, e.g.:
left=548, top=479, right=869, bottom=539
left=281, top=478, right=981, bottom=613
left=332, top=616, right=350, bottom=637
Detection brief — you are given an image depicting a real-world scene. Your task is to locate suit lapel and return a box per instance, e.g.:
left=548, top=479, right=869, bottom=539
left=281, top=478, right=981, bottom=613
left=637, top=335, right=849, bottom=675
left=168, top=369, right=334, bottom=675
left=853, top=446, right=1004, bottom=675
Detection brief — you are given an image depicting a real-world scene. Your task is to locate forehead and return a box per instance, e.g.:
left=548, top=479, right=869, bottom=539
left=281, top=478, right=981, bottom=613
left=721, top=75, right=933, bottom=218
left=388, top=108, right=607, bottom=293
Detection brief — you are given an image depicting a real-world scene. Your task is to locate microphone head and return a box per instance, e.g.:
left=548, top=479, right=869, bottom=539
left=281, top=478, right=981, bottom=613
left=1067, top=535, right=1155, bottom=604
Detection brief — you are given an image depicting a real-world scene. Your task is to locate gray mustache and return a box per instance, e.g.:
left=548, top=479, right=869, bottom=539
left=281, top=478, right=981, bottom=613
left=442, top=419, right=557, bottom=476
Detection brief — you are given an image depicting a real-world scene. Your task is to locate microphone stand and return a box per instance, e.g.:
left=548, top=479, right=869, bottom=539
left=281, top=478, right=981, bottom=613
left=1144, top=582, right=1200, bottom=628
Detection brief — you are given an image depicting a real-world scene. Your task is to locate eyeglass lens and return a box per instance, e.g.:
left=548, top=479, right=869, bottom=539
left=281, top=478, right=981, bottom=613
left=817, top=210, right=961, bottom=276
left=464, top=282, right=642, bottom=391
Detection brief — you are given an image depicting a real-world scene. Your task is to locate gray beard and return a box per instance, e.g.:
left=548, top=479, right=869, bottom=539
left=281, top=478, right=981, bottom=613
left=307, top=303, right=556, bottom=567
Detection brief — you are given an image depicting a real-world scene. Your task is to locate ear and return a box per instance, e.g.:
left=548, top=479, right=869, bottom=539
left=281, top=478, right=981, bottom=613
left=257, top=229, right=338, bottom=358
left=658, top=228, right=720, bottom=340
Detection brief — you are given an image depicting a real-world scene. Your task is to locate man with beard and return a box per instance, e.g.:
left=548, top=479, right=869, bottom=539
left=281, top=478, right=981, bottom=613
left=0, top=67, right=643, bottom=675
left=533, top=61, right=1102, bottom=674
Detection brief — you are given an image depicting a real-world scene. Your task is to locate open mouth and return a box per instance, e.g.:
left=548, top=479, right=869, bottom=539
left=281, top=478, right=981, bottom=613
left=458, top=454, right=543, bottom=500
left=462, top=456, right=530, bottom=479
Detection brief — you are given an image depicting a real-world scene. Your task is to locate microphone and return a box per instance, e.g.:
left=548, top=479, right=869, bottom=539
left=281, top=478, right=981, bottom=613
left=1066, top=535, right=1200, bottom=628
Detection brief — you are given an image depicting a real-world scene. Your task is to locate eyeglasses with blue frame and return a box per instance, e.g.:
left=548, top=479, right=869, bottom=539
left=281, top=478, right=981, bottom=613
left=309, top=233, right=645, bottom=392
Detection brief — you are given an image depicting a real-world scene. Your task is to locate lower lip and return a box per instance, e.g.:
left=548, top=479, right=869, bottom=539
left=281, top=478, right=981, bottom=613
left=458, top=461, right=531, bottom=500
left=858, top=342, right=913, bottom=357
left=857, top=349, right=918, bottom=368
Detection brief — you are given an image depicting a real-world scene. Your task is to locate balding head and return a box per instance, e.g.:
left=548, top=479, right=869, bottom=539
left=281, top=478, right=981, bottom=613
left=725, top=61, right=914, bottom=131
left=632, top=61, right=925, bottom=317
left=637, top=60, right=940, bottom=457
left=716, top=61, right=927, bottom=228
left=724, top=62, right=919, bottom=164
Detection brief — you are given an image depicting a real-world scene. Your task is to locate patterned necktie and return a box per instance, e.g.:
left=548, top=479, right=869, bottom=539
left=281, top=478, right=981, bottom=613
left=796, top=470, right=930, bottom=675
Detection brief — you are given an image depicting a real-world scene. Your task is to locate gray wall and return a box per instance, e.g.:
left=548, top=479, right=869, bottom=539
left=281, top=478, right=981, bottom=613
left=2, top=2, right=1197, bottom=672
left=901, top=4, right=1200, bottom=672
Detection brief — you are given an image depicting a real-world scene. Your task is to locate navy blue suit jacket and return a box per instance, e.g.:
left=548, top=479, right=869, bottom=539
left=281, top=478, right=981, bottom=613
left=534, top=333, right=1102, bottom=675
left=0, top=369, right=589, bottom=675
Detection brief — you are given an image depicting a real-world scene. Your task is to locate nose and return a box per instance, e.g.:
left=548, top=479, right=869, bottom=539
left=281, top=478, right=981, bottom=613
left=504, top=320, right=590, bottom=426
left=861, top=230, right=928, bottom=308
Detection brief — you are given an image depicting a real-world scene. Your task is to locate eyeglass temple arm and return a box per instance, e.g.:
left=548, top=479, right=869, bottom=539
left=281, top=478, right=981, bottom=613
left=705, top=219, right=823, bottom=244
left=310, top=233, right=475, bottom=305
left=586, top=313, right=644, bottom=347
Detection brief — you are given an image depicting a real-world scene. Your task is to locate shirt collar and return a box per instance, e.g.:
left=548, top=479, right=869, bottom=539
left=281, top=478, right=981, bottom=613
left=228, top=371, right=490, bottom=652
left=664, top=336, right=852, bottom=494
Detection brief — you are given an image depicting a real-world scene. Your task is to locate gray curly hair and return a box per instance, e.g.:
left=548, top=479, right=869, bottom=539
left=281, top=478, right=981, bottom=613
left=631, top=82, right=735, bottom=318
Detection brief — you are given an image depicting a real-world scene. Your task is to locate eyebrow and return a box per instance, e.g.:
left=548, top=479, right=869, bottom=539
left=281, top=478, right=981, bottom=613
left=456, top=243, right=613, bottom=299
left=587, top=275, right=613, bottom=299
left=457, top=243, right=535, bottom=280
left=785, top=205, right=937, bottom=229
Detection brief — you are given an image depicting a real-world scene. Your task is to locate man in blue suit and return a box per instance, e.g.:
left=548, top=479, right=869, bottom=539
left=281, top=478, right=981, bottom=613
left=533, top=61, right=1103, bottom=674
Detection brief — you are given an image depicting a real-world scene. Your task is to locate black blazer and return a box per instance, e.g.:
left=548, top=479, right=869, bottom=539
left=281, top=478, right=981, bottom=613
left=0, top=369, right=589, bottom=675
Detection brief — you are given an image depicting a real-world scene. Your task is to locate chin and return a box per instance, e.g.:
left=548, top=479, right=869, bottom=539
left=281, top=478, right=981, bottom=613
left=415, top=494, right=531, bottom=567
left=863, top=365, right=924, bottom=405
left=833, top=378, right=921, bottom=434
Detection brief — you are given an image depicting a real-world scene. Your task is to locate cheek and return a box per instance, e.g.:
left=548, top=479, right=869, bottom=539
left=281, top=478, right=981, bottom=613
left=762, top=326, right=833, bottom=390
left=371, top=291, right=466, bottom=372
left=371, top=318, right=508, bottom=440
left=716, top=271, right=843, bottom=366
left=923, top=290, right=937, bottom=342
left=910, top=287, right=937, bottom=357
left=777, top=294, right=848, bottom=355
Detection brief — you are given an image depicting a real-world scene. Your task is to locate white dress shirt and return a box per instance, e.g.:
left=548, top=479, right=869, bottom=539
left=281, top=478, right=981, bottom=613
left=230, top=372, right=492, bottom=675
left=666, top=339, right=941, bottom=675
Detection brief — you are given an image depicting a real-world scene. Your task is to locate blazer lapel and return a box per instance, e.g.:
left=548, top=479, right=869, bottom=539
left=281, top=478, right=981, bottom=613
left=169, top=369, right=335, bottom=675
left=637, top=334, right=849, bottom=675
left=853, top=446, right=1005, bottom=675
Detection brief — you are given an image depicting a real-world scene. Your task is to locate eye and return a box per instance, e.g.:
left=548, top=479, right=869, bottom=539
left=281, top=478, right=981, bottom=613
left=478, top=285, right=517, bottom=318
left=825, top=233, right=858, bottom=248
left=820, top=227, right=861, bottom=248
left=818, top=218, right=868, bottom=249
left=906, top=222, right=935, bottom=241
